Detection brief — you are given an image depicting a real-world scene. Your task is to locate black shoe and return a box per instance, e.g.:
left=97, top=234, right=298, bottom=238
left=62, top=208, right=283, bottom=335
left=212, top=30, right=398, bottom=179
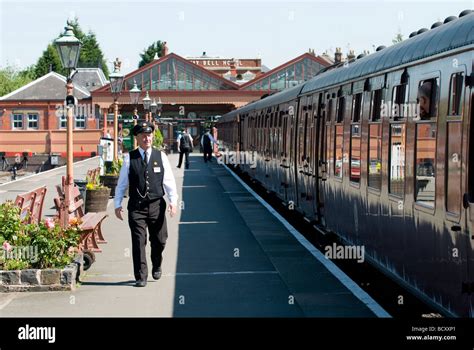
left=152, top=267, right=162, bottom=280
left=135, top=280, right=147, bottom=287
left=177, top=165, right=181, bottom=168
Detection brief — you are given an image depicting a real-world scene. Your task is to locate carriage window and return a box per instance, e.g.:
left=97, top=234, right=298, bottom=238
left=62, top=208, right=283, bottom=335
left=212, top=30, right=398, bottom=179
left=336, top=97, right=346, bottom=123
left=334, top=125, right=344, bottom=178
left=417, top=78, right=439, bottom=120
left=413, top=78, right=438, bottom=206
left=350, top=124, right=361, bottom=183
left=352, top=93, right=363, bottom=122
left=371, top=89, right=383, bottom=121
left=326, top=125, right=332, bottom=176
left=368, top=123, right=382, bottom=189
left=327, top=98, right=334, bottom=122
left=391, top=84, right=408, bottom=120
left=448, top=73, right=464, bottom=116
left=446, top=122, right=462, bottom=215
left=389, top=124, right=405, bottom=196
left=415, top=123, right=436, bottom=207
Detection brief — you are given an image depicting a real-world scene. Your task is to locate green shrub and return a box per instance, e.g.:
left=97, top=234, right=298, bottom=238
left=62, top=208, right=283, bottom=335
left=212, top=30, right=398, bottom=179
left=0, top=201, right=81, bottom=270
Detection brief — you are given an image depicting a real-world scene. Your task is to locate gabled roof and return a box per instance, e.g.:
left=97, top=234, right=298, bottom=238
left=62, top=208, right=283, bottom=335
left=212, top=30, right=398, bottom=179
left=73, top=68, right=108, bottom=92
left=238, top=53, right=330, bottom=90
left=94, top=52, right=241, bottom=93
left=0, top=71, right=91, bottom=100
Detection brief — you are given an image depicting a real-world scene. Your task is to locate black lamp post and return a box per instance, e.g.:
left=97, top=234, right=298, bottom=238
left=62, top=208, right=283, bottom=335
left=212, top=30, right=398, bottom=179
left=129, top=80, right=141, bottom=148
left=109, top=58, right=124, bottom=161
left=142, top=91, right=151, bottom=123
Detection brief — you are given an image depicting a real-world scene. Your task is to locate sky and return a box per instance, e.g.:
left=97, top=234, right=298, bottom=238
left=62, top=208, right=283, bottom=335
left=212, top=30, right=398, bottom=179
left=0, top=0, right=471, bottom=75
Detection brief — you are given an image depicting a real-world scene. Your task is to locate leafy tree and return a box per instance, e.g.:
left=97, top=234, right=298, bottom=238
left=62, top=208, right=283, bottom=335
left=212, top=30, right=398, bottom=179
left=392, top=32, right=404, bottom=45
left=139, top=41, right=165, bottom=68
left=34, top=44, right=66, bottom=78
left=0, top=65, right=35, bottom=97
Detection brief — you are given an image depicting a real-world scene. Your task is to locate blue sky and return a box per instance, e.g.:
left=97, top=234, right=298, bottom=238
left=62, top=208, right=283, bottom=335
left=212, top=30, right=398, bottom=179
left=0, top=0, right=470, bottom=74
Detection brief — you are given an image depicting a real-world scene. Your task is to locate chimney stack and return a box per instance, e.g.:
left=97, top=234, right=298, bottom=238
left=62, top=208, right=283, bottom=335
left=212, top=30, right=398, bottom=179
left=347, top=49, right=355, bottom=61
left=334, top=47, right=342, bottom=64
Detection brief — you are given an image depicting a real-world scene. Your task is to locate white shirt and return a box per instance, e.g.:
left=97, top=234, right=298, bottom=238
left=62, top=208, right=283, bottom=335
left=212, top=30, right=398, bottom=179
left=114, top=147, right=178, bottom=208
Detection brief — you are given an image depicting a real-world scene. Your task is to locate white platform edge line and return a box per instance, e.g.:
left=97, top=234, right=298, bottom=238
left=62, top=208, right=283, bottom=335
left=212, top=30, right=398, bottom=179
left=0, top=156, right=100, bottom=188
left=222, top=163, right=391, bottom=318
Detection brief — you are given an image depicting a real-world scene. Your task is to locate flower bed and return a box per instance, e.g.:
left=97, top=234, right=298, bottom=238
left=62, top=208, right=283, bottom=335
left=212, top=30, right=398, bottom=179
left=0, top=201, right=83, bottom=291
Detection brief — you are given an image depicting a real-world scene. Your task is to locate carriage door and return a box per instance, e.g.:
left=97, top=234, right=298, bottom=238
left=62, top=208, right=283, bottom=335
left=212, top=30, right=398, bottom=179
left=315, top=92, right=328, bottom=224
left=466, top=67, right=474, bottom=242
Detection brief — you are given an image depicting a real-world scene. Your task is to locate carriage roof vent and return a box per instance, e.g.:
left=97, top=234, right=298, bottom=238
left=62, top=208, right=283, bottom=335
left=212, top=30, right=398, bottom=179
left=431, top=21, right=443, bottom=29
left=444, top=16, right=457, bottom=23
left=409, top=31, right=418, bottom=38
left=459, top=9, right=472, bottom=17
left=376, top=45, right=386, bottom=52
left=417, top=28, right=429, bottom=34
left=356, top=53, right=366, bottom=59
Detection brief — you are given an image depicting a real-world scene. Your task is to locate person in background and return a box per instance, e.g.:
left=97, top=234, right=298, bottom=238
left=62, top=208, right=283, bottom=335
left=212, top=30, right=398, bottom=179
left=201, top=129, right=218, bottom=163
left=176, top=128, right=193, bottom=169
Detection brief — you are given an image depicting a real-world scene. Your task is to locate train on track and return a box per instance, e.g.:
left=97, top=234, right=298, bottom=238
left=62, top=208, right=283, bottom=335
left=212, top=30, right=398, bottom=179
left=217, top=10, right=474, bottom=317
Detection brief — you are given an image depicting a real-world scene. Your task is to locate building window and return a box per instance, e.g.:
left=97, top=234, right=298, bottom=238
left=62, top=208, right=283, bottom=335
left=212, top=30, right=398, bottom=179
left=389, top=124, right=405, bottom=197
left=59, top=115, right=67, bottom=129
left=75, top=115, right=86, bottom=129
left=368, top=123, right=382, bottom=190
left=12, top=114, right=23, bottom=129
left=27, top=114, right=39, bottom=129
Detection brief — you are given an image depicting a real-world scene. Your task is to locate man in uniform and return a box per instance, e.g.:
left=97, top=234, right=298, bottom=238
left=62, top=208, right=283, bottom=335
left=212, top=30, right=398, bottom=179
left=115, top=122, right=178, bottom=287
left=200, top=129, right=218, bottom=163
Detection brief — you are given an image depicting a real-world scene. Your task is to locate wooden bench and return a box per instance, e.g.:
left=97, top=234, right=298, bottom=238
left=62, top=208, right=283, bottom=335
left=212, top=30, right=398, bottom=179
left=14, top=186, right=47, bottom=224
left=54, top=178, right=108, bottom=269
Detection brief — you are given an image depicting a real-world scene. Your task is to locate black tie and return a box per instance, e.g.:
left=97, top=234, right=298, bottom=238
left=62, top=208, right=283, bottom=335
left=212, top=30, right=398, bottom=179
left=143, top=151, right=149, bottom=195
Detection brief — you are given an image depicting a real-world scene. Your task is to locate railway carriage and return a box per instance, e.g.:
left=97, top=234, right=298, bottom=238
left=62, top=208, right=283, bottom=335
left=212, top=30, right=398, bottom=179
left=217, top=10, right=474, bottom=317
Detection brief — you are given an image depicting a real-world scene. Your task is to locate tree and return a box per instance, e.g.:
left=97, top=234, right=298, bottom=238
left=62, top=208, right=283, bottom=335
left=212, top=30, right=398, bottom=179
left=69, top=18, right=109, bottom=78
left=139, top=41, right=165, bottom=68
left=33, top=17, right=109, bottom=79
left=0, top=66, right=35, bottom=97
left=392, top=32, right=404, bottom=45
left=34, top=44, right=66, bottom=78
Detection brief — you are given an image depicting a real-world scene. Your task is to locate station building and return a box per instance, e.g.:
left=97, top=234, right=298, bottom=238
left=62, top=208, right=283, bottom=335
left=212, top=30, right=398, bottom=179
left=0, top=47, right=331, bottom=156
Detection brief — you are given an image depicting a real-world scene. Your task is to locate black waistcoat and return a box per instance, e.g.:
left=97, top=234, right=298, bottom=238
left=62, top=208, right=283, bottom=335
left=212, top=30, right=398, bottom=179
left=128, top=148, right=164, bottom=208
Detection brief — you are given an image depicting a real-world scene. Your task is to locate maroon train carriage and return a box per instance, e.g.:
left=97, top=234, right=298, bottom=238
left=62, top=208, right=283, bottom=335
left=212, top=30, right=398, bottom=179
left=217, top=10, right=474, bottom=317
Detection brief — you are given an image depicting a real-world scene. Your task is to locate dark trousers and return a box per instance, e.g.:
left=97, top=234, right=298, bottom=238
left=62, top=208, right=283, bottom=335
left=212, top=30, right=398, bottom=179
left=203, top=147, right=212, bottom=162
left=128, top=197, right=168, bottom=281
left=178, top=148, right=190, bottom=168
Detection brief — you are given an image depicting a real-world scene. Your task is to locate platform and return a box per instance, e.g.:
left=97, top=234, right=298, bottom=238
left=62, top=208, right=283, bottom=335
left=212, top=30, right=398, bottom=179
left=0, top=153, right=389, bottom=317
